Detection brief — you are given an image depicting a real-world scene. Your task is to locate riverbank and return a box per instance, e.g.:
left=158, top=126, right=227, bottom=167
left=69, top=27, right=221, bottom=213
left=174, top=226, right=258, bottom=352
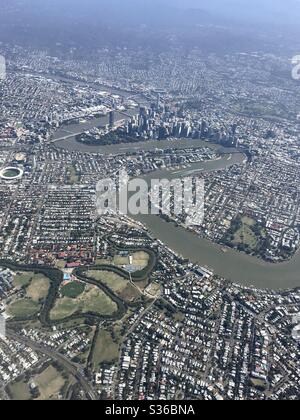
left=54, top=135, right=242, bottom=156
left=54, top=133, right=300, bottom=290
left=134, top=216, right=300, bottom=290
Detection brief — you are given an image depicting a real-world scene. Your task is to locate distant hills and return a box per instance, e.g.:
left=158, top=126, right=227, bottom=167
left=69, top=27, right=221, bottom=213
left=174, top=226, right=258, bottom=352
left=0, top=0, right=299, bottom=53
left=175, top=0, right=300, bottom=25
left=2, top=0, right=300, bottom=26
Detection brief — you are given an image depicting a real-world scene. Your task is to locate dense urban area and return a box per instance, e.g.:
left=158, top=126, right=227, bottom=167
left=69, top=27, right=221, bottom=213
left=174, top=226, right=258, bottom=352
left=0, top=19, right=300, bottom=401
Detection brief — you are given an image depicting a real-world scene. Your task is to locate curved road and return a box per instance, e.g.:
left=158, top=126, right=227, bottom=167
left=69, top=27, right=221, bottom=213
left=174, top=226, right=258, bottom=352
left=7, top=330, right=97, bottom=400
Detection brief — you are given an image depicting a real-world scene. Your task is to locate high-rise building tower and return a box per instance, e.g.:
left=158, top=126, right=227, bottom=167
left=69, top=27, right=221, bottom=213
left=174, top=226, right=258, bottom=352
left=156, top=93, right=160, bottom=109
left=109, top=111, right=115, bottom=129
left=139, top=106, right=147, bottom=117
left=201, top=120, right=207, bottom=138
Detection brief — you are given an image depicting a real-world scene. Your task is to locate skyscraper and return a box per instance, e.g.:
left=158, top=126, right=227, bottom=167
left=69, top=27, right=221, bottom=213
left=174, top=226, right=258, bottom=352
left=201, top=120, right=207, bottom=138
left=156, top=93, right=160, bottom=110
left=109, top=111, right=115, bottom=129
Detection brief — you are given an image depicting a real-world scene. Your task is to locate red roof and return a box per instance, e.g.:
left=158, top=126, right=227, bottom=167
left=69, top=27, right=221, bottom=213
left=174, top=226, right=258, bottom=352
left=66, top=262, right=81, bottom=268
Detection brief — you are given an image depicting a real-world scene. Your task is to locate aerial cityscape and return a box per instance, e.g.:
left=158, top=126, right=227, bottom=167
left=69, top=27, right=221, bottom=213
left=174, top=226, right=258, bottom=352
left=0, top=0, right=300, bottom=404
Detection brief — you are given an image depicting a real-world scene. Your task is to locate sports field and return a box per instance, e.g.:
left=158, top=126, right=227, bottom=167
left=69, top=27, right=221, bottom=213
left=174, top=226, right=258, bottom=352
left=60, top=281, right=85, bottom=298
left=113, top=251, right=149, bottom=269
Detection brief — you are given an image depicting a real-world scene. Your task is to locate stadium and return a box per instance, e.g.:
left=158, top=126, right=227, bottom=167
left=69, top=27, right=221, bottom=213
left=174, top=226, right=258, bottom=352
left=0, top=167, right=24, bottom=182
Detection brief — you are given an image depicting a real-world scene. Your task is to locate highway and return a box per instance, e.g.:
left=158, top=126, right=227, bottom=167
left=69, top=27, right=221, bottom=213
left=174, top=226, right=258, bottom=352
left=7, top=330, right=98, bottom=400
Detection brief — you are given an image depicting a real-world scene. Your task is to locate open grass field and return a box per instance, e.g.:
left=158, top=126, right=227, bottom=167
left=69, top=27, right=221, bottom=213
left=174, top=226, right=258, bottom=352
left=13, top=272, right=34, bottom=288
left=34, top=366, right=66, bottom=400
left=7, top=379, right=31, bottom=401
left=55, top=260, right=66, bottom=270
left=83, top=287, right=117, bottom=313
left=8, top=272, right=50, bottom=319
left=232, top=217, right=258, bottom=250
left=132, top=251, right=150, bottom=268
left=67, top=164, right=80, bottom=185
left=92, top=329, right=120, bottom=369
left=13, top=271, right=50, bottom=292
left=7, top=299, right=40, bottom=318
left=26, top=276, right=50, bottom=302
left=61, top=281, right=85, bottom=298
left=87, top=270, right=140, bottom=303
left=50, top=285, right=118, bottom=321
left=113, top=256, right=130, bottom=266
left=113, top=251, right=150, bottom=270
left=95, top=258, right=110, bottom=265
left=119, top=284, right=141, bottom=302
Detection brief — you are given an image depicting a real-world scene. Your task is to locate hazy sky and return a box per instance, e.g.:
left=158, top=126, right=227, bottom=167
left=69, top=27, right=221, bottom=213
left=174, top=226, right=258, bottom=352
left=1, top=0, right=300, bottom=52
left=2, top=0, right=300, bottom=25
left=177, top=0, right=300, bottom=23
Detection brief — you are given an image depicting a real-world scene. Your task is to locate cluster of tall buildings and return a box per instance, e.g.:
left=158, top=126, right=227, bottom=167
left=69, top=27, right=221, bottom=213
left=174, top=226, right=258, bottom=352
left=117, top=104, right=240, bottom=147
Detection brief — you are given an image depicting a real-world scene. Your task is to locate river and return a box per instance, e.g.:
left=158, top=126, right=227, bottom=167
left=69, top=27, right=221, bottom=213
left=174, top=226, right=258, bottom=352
left=54, top=134, right=241, bottom=156
left=134, top=152, right=300, bottom=291
left=51, top=109, right=138, bottom=146
left=53, top=124, right=300, bottom=290
left=136, top=215, right=300, bottom=290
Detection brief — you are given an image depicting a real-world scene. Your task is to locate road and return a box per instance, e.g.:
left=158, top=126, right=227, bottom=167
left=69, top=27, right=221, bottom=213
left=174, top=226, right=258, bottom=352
left=7, top=330, right=98, bottom=400
left=112, top=297, right=159, bottom=399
